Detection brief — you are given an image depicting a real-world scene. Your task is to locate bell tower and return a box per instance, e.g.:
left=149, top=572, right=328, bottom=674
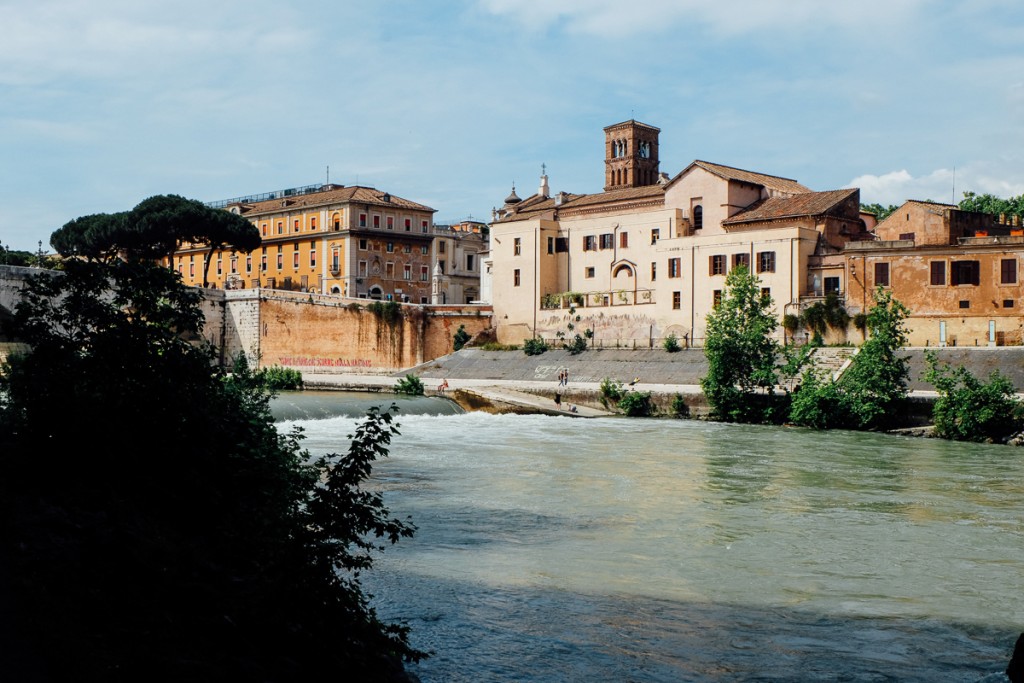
left=604, top=120, right=661, bottom=191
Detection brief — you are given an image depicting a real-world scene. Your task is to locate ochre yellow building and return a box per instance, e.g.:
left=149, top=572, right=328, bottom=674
left=172, top=183, right=437, bottom=301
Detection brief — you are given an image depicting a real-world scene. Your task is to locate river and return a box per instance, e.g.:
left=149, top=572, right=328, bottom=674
left=273, top=391, right=1023, bottom=682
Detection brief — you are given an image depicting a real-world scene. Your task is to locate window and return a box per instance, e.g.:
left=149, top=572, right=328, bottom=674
left=421, top=220, right=428, bottom=233
left=359, top=213, right=367, bottom=227
left=555, top=237, right=569, bottom=252
left=733, top=253, right=750, bottom=270
left=1004, top=299, right=1015, bottom=308
left=439, top=241, right=446, bottom=254
left=693, top=205, right=703, bottom=230
left=672, top=291, right=681, bottom=310
left=547, top=237, right=554, bottom=255
left=899, top=232, right=915, bottom=241
left=261, top=253, right=267, bottom=272
left=293, top=219, right=299, bottom=232
left=668, top=257, right=681, bottom=278
left=600, top=233, right=613, bottom=249
left=710, top=254, right=725, bottom=276
left=373, top=215, right=381, bottom=229
left=404, top=264, right=411, bottom=280
left=951, top=260, right=980, bottom=286
left=514, top=237, right=522, bottom=255
left=421, top=265, right=429, bottom=281
left=620, top=232, right=628, bottom=248
left=309, top=247, right=316, bottom=267
left=824, top=276, right=840, bottom=294
left=514, top=269, right=521, bottom=286
left=959, top=300, right=971, bottom=309
left=216, top=258, right=222, bottom=275
left=875, top=262, right=890, bottom=287
left=927, top=261, right=946, bottom=286
left=387, top=216, right=394, bottom=230
left=385, top=263, right=394, bottom=279
left=420, top=245, right=429, bottom=255
left=583, top=235, right=596, bottom=251
left=651, top=228, right=660, bottom=245
left=359, top=239, right=368, bottom=250
left=277, top=222, right=283, bottom=235
left=276, top=252, right=283, bottom=269
left=333, top=214, right=341, bottom=229
left=333, top=249, right=341, bottom=272
left=585, top=267, right=595, bottom=278
left=466, top=254, right=475, bottom=271
left=651, top=262, right=656, bottom=281
left=311, top=218, right=317, bottom=231
left=1001, top=258, right=1017, bottom=284
left=261, top=223, right=267, bottom=236
left=405, top=218, right=411, bottom=231
left=757, top=251, right=776, bottom=273
left=246, top=255, right=252, bottom=273
left=358, top=260, right=367, bottom=277
left=713, top=289, right=722, bottom=307
left=189, top=262, right=195, bottom=278
left=438, top=260, right=445, bottom=274
left=761, top=287, right=771, bottom=301
left=386, top=242, right=394, bottom=253
left=292, top=251, right=299, bottom=269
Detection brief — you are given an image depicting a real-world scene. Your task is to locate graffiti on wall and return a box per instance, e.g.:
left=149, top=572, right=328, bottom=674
left=278, top=356, right=373, bottom=368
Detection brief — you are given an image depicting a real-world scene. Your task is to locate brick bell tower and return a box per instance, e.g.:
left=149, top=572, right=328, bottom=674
left=603, top=120, right=661, bottom=191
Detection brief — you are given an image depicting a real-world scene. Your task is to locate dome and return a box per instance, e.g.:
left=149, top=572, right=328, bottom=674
left=504, top=184, right=522, bottom=205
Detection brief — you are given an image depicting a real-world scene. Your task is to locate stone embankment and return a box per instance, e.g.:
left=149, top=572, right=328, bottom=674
left=302, top=346, right=1024, bottom=425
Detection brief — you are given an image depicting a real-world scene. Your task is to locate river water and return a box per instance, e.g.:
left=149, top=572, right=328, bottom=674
left=274, top=391, right=1024, bottom=682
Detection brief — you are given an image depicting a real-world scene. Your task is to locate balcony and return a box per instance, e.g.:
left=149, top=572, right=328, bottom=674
left=540, top=288, right=656, bottom=310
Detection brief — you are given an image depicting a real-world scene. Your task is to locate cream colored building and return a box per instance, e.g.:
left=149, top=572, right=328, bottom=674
left=490, top=120, right=870, bottom=347
left=431, top=220, right=487, bottom=305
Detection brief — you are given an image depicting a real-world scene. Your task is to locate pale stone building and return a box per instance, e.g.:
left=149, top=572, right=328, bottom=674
left=489, top=120, right=871, bottom=347
left=431, top=220, right=488, bottom=305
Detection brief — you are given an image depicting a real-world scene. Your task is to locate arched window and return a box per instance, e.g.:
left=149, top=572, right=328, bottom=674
left=693, top=205, right=703, bottom=230
left=613, top=264, right=634, bottom=278
left=369, top=285, right=383, bottom=300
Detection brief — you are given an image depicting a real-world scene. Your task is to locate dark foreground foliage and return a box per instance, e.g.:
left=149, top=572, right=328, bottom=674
left=0, top=259, right=422, bottom=681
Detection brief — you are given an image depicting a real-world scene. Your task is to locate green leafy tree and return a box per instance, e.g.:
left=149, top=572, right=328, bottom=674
left=861, top=202, right=900, bottom=221
left=925, top=351, right=1023, bottom=442
left=789, top=287, right=910, bottom=431
left=394, top=374, right=425, bottom=395
left=523, top=337, right=548, bottom=356
left=50, top=194, right=261, bottom=287
left=958, top=191, right=1024, bottom=219
left=700, top=265, right=783, bottom=423
left=453, top=324, right=471, bottom=351
left=0, top=232, right=421, bottom=678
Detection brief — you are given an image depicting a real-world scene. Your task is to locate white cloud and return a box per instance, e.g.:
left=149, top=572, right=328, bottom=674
left=851, top=164, right=1024, bottom=207
left=476, top=0, right=926, bottom=38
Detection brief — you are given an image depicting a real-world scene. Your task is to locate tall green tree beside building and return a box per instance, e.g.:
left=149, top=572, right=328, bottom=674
left=701, top=265, right=784, bottom=423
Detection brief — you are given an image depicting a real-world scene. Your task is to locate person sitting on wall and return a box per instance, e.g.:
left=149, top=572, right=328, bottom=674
left=438, top=379, right=449, bottom=393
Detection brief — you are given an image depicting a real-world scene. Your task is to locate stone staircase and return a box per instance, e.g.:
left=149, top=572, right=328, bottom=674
left=808, top=346, right=858, bottom=381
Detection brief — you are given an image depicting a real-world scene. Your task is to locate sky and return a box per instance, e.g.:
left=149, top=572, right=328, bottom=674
left=2, top=0, right=1023, bottom=252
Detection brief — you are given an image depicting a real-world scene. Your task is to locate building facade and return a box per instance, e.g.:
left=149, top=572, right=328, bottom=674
left=172, top=183, right=438, bottom=302
left=431, top=220, right=488, bottom=304
left=489, top=120, right=871, bottom=347
left=845, top=200, right=1024, bottom=347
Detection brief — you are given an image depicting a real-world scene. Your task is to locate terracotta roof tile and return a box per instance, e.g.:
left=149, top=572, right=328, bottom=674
left=722, top=188, right=858, bottom=224
left=494, top=185, right=665, bottom=222
left=239, top=185, right=434, bottom=216
left=680, top=160, right=811, bottom=195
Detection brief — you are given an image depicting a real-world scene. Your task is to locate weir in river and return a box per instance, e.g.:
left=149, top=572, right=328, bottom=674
left=274, top=391, right=1023, bottom=682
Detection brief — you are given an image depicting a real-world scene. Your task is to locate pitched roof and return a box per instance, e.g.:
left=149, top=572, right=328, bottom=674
left=722, top=188, right=858, bottom=225
left=236, top=185, right=434, bottom=216
left=673, top=160, right=811, bottom=195
left=493, top=184, right=665, bottom=222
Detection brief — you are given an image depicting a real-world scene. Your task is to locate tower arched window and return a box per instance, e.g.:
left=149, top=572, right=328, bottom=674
left=693, top=205, right=703, bottom=230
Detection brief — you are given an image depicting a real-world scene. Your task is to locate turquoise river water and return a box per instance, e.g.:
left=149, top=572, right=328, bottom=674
left=272, top=391, right=1024, bottom=682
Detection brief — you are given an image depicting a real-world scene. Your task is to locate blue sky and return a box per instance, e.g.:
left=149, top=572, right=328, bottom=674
left=2, top=0, right=1023, bottom=251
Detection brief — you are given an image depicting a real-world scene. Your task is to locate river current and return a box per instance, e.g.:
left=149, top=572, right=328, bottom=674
left=273, top=391, right=1024, bottom=682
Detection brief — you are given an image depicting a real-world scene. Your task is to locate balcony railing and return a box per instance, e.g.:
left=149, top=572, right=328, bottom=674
left=540, top=288, right=656, bottom=309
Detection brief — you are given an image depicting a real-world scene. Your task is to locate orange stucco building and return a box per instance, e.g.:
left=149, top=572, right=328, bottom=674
left=172, top=183, right=438, bottom=302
